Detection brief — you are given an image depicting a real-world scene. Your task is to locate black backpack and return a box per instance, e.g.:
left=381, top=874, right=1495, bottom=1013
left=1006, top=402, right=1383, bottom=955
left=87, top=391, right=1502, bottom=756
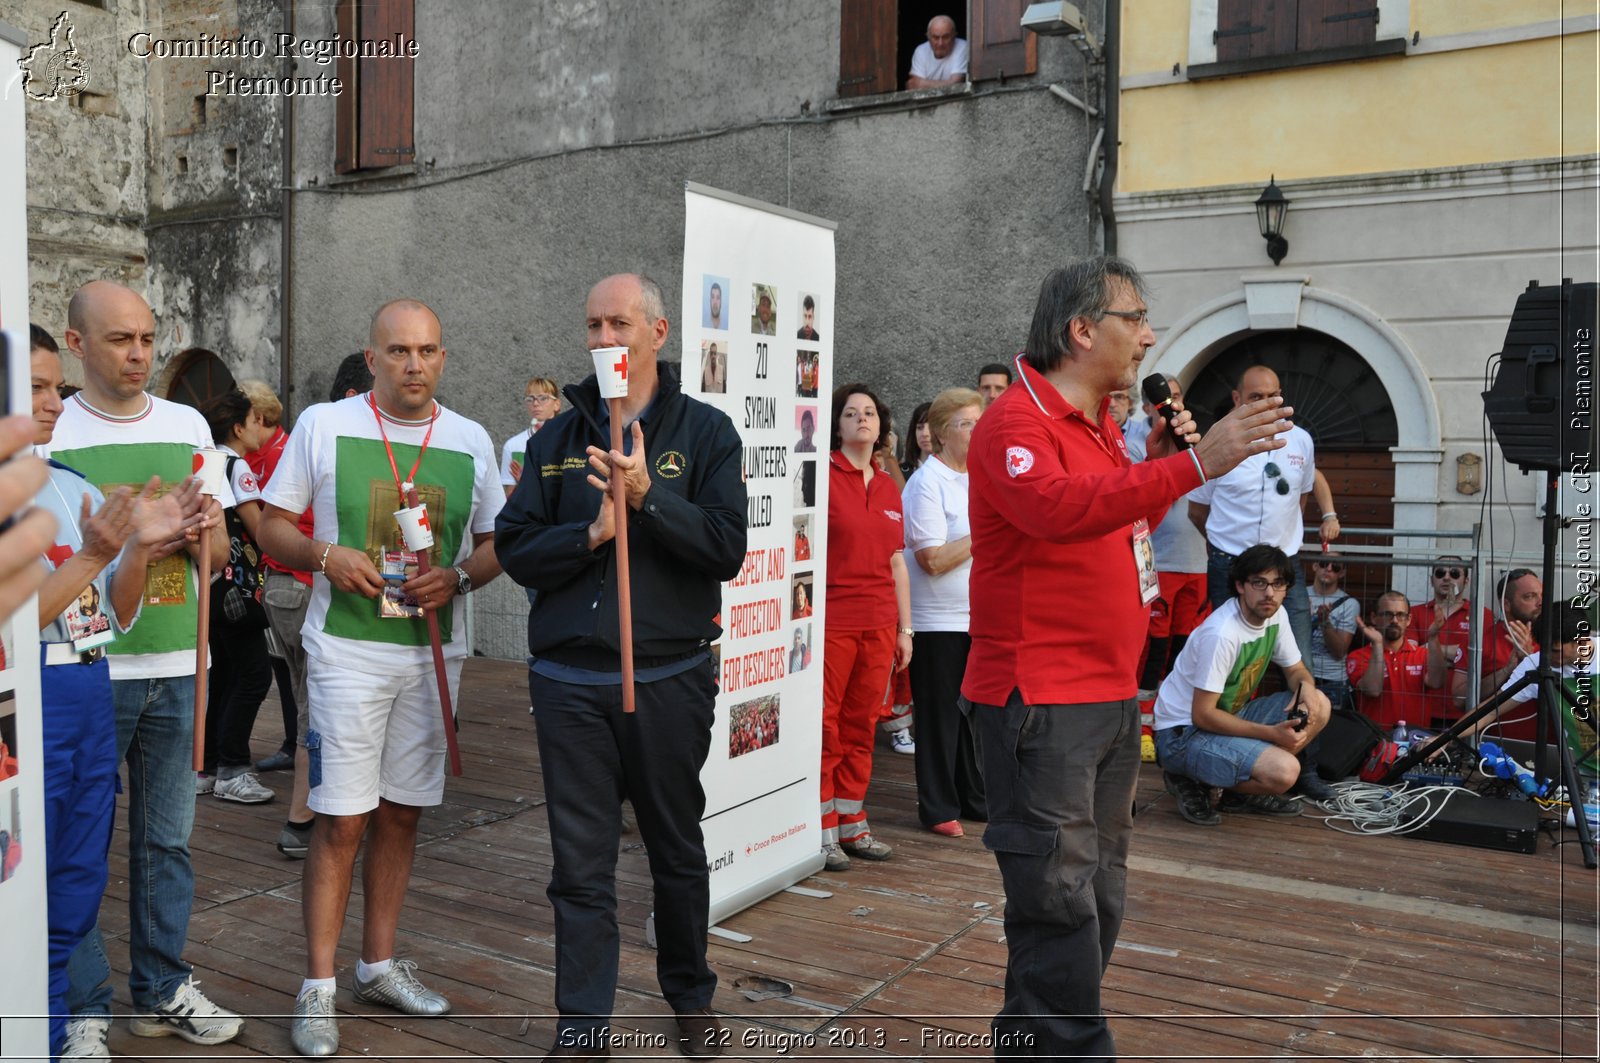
left=217, top=455, right=268, bottom=629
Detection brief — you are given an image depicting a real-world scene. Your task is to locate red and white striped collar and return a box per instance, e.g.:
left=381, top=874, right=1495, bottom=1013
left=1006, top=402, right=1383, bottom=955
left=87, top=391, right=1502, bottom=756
left=71, top=391, right=154, bottom=423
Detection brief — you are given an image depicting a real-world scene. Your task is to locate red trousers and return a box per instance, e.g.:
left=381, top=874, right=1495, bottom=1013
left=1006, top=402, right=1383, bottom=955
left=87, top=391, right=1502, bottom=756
left=821, top=624, right=896, bottom=843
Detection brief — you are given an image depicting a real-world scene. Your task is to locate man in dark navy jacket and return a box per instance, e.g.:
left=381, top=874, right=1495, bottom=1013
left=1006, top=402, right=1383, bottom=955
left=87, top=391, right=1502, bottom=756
left=496, top=273, right=746, bottom=1061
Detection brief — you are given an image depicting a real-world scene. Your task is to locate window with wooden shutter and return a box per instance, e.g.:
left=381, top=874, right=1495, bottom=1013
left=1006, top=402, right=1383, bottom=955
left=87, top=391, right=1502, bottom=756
left=969, top=0, right=1037, bottom=81
left=335, top=0, right=416, bottom=174
left=838, top=0, right=898, bottom=98
left=1215, top=0, right=1378, bottom=63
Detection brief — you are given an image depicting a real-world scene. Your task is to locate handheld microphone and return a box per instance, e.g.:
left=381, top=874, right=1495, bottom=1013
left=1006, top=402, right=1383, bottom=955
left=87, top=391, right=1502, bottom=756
left=1141, top=374, right=1191, bottom=451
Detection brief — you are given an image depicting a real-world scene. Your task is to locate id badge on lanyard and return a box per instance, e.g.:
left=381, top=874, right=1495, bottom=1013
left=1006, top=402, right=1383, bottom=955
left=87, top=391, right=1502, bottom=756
left=1132, top=518, right=1159, bottom=606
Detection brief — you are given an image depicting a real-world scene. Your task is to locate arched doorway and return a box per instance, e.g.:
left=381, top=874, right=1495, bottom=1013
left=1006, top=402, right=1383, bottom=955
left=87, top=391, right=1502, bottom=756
left=164, top=348, right=236, bottom=411
left=1188, top=330, right=1399, bottom=606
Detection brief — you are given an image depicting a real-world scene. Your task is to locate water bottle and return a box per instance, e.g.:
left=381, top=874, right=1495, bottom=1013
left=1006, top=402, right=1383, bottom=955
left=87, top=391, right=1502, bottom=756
left=1391, top=719, right=1409, bottom=757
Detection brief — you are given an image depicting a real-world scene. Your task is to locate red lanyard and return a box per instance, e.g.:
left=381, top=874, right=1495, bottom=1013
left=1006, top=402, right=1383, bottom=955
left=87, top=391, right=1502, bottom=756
left=369, top=394, right=439, bottom=495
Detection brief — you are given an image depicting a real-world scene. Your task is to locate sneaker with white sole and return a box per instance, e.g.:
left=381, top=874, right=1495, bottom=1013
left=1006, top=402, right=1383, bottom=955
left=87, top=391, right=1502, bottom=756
left=128, top=976, right=243, bottom=1045
left=822, top=843, right=850, bottom=871
left=890, top=730, right=915, bottom=755
left=841, top=832, right=893, bottom=860
left=194, top=771, right=215, bottom=795
left=291, top=984, right=340, bottom=1057
left=62, top=1015, right=110, bottom=1058
left=352, top=958, right=451, bottom=1015
left=214, top=769, right=274, bottom=804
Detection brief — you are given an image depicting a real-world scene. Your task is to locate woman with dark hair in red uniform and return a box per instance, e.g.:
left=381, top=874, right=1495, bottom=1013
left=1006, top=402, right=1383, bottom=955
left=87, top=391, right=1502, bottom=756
left=819, top=383, right=914, bottom=871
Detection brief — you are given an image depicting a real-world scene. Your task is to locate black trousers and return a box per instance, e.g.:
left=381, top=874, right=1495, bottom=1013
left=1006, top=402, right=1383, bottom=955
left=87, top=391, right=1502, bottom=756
left=531, top=660, right=719, bottom=1042
left=909, top=631, right=986, bottom=825
left=203, top=609, right=272, bottom=772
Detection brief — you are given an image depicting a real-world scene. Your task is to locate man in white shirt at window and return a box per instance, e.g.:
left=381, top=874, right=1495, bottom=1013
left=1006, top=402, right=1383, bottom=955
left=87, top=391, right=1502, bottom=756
left=907, top=15, right=969, bottom=89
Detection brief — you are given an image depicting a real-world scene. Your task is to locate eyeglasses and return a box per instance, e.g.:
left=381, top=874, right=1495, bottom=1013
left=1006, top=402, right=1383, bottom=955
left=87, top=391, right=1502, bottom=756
left=1101, top=308, right=1149, bottom=327
left=1263, top=461, right=1290, bottom=495
left=950, top=419, right=978, bottom=431
left=1433, top=567, right=1464, bottom=580
left=1376, top=610, right=1411, bottom=620
left=1246, top=578, right=1289, bottom=592
left=1314, top=561, right=1345, bottom=572
left=526, top=394, right=558, bottom=406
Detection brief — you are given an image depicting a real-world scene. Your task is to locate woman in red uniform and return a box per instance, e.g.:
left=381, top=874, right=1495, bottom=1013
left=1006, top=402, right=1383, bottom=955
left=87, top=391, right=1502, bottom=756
left=820, top=384, right=913, bottom=870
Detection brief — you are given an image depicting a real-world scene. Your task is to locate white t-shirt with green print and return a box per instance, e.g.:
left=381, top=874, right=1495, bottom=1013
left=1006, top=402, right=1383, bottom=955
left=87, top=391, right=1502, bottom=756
left=260, top=395, right=503, bottom=676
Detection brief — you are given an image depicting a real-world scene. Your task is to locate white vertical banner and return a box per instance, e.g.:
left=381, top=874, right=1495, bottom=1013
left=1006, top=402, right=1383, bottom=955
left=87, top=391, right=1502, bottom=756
left=0, top=21, right=52, bottom=1062
left=682, top=184, right=834, bottom=922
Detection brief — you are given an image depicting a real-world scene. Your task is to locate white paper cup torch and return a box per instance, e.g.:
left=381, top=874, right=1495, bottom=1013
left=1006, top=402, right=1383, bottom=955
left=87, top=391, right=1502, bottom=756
left=394, top=502, right=436, bottom=551
left=591, top=345, right=631, bottom=400
left=192, top=447, right=227, bottom=496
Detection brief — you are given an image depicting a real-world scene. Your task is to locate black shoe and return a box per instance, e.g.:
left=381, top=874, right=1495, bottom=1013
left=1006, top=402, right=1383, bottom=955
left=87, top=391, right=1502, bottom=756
left=674, top=1008, right=725, bottom=1059
left=254, top=750, right=294, bottom=772
left=1218, top=791, right=1302, bottom=817
left=1163, top=771, right=1221, bottom=826
left=1292, top=770, right=1337, bottom=802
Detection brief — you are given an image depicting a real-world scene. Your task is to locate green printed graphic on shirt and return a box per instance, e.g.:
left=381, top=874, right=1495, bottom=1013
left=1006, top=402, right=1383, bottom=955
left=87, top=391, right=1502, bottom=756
left=325, top=436, right=475, bottom=647
left=1219, top=625, right=1279, bottom=714
left=49, top=440, right=199, bottom=657
left=1562, top=675, right=1599, bottom=773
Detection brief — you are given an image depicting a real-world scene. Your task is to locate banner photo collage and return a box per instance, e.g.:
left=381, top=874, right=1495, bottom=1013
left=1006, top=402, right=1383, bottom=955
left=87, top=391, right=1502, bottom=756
left=682, top=185, right=836, bottom=921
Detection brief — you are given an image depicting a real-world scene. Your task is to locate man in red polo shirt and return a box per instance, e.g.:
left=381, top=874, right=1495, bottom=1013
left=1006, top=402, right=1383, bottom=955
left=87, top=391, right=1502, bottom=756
left=1346, top=591, right=1452, bottom=730
left=962, top=256, right=1294, bottom=1060
left=1404, top=557, right=1491, bottom=724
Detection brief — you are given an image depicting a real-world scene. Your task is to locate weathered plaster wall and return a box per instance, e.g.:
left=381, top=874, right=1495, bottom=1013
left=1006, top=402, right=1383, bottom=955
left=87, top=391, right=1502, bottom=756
left=284, top=2, right=1104, bottom=659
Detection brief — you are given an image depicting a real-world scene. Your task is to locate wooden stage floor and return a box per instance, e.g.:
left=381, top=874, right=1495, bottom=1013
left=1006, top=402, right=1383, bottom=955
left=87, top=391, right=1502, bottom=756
left=92, top=657, right=1598, bottom=1061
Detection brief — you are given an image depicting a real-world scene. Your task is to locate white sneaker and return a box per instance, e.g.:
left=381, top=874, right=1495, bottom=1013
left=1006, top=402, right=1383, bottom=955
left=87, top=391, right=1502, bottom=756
left=62, top=1015, right=110, bottom=1058
left=890, top=729, right=916, bottom=755
left=214, top=770, right=275, bottom=804
left=194, top=771, right=215, bottom=795
left=128, top=976, right=244, bottom=1045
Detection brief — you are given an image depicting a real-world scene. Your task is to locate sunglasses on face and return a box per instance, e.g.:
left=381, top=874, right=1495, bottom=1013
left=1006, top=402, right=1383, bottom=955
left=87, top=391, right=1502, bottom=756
left=1314, top=561, right=1345, bottom=573
left=1434, top=567, right=1464, bottom=580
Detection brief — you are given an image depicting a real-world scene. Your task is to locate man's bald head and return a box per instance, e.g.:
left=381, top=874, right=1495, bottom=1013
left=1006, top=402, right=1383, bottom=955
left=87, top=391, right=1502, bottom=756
left=369, top=299, right=442, bottom=351
left=67, top=280, right=150, bottom=334
left=927, top=15, right=957, bottom=57
left=1232, top=365, right=1283, bottom=408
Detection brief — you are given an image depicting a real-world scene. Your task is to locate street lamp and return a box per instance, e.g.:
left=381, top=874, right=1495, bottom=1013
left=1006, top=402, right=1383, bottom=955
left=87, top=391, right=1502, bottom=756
left=1255, top=176, right=1290, bottom=265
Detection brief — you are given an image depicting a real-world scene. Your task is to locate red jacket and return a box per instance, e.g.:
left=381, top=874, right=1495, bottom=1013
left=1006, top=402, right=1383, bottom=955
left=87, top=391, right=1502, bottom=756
left=825, top=450, right=904, bottom=631
left=962, top=355, right=1205, bottom=706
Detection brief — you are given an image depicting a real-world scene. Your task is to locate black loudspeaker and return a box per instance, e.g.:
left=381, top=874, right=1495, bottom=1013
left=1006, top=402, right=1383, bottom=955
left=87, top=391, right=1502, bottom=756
left=1316, top=708, right=1382, bottom=781
left=1482, top=279, right=1598, bottom=472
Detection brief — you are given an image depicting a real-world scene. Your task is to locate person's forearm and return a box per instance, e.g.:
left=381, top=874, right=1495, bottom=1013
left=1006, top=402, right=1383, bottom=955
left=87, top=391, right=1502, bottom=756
left=456, top=536, right=501, bottom=591
left=891, top=554, right=912, bottom=630
left=1323, top=626, right=1354, bottom=658
left=256, top=510, right=322, bottom=574
left=1425, top=637, right=1450, bottom=689
left=1356, top=648, right=1384, bottom=697
left=109, top=543, right=151, bottom=626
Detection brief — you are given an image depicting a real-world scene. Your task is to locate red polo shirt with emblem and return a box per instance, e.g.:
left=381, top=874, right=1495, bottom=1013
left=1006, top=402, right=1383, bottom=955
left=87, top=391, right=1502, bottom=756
left=825, top=450, right=905, bottom=631
left=961, top=354, right=1206, bottom=706
left=1346, top=639, right=1432, bottom=730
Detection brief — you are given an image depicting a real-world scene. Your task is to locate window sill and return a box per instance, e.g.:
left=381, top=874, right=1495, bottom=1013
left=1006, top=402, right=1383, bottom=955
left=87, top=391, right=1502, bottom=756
left=824, top=81, right=973, bottom=115
left=1188, top=38, right=1407, bottom=81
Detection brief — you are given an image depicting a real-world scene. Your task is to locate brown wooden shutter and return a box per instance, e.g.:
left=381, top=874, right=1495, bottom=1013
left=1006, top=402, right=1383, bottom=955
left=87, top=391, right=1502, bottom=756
left=1298, top=0, right=1378, bottom=52
left=838, top=0, right=897, bottom=97
left=970, top=0, right=1037, bottom=82
left=335, top=0, right=416, bottom=174
left=1216, top=0, right=1296, bottom=62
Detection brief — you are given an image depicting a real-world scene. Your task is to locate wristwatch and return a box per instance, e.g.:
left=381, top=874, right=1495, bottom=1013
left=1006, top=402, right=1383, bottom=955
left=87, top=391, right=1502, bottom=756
left=453, top=565, right=472, bottom=596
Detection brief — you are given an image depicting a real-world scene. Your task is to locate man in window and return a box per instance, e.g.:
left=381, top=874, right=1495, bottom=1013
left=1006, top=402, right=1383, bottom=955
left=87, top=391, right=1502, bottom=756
left=907, top=15, right=969, bottom=89
left=1153, top=545, right=1333, bottom=827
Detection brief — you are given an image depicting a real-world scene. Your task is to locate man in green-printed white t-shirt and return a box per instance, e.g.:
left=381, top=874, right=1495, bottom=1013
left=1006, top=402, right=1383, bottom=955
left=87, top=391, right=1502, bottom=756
left=257, top=299, right=502, bottom=1058
left=1151, top=544, right=1335, bottom=826
left=46, top=281, right=243, bottom=1050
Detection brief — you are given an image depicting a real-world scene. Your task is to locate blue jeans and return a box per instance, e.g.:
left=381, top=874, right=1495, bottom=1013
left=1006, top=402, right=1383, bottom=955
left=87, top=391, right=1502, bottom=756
left=1155, top=690, right=1295, bottom=787
left=66, top=675, right=199, bottom=1014
left=1207, top=548, right=1313, bottom=666
left=974, top=693, right=1140, bottom=1062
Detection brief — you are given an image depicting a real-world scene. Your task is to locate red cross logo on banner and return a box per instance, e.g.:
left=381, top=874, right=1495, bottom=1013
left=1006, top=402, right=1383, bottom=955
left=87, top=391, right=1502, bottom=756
left=613, top=350, right=629, bottom=382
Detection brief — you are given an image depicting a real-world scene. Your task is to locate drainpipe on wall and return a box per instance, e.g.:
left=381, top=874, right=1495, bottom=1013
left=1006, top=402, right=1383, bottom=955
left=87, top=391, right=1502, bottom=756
left=1099, top=0, right=1120, bottom=255
left=278, top=0, right=296, bottom=417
